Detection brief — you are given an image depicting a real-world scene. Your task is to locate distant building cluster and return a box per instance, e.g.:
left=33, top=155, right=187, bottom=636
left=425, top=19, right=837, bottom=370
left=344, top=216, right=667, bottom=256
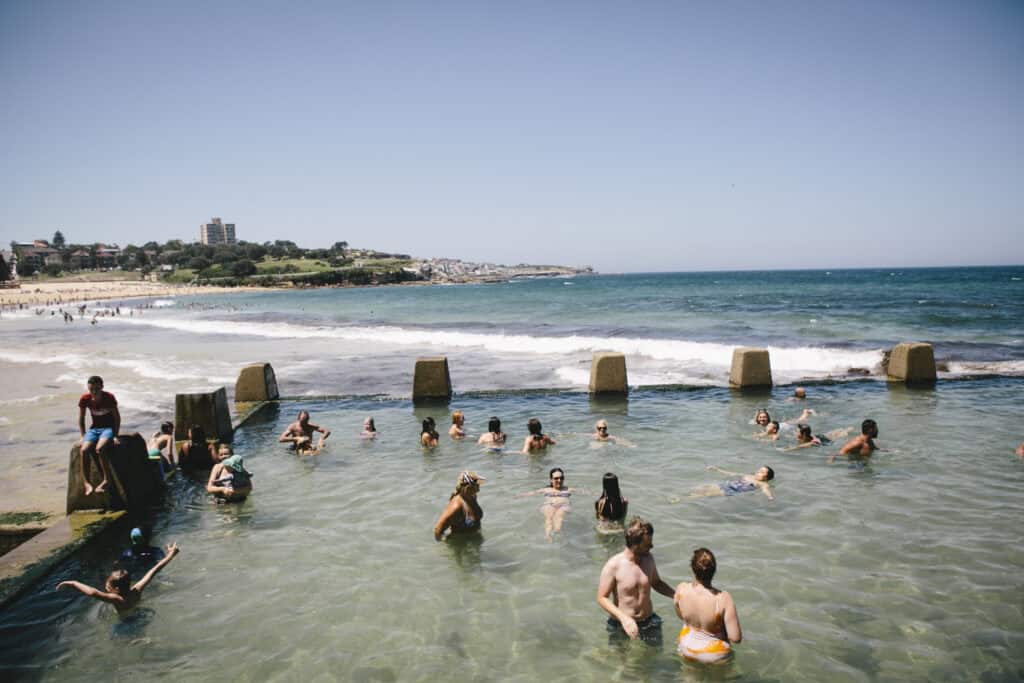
left=200, top=217, right=237, bottom=246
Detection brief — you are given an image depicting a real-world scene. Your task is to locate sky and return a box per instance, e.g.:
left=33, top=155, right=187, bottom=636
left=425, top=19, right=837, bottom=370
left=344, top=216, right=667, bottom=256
left=1, top=1, right=1021, bottom=272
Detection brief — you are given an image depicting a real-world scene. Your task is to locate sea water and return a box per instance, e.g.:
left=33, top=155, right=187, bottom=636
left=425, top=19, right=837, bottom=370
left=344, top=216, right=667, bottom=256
left=1, top=267, right=1023, bottom=680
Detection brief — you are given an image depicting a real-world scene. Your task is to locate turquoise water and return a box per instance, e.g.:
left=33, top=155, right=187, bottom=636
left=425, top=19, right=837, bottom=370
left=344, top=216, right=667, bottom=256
left=2, top=379, right=1023, bottom=681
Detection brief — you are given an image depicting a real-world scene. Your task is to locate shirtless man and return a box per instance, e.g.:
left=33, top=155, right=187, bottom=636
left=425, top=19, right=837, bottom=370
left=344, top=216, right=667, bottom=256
left=597, top=517, right=676, bottom=645
left=279, top=410, right=331, bottom=451
left=78, top=375, right=120, bottom=495
left=830, top=419, right=879, bottom=463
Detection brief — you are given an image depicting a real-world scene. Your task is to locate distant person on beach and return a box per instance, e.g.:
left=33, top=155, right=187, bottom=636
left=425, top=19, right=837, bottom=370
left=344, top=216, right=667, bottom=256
left=206, top=454, right=253, bottom=501
left=279, top=411, right=331, bottom=451
left=119, top=527, right=165, bottom=573
left=519, top=467, right=578, bottom=541
left=830, top=419, right=879, bottom=462
left=77, top=375, right=120, bottom=495
left=361, top=417, right=377, bottom=439
left=477, top=416, right=506, bottom=448
left=179, top=425, right=217, bottom=469
left=597, top=517, right=677, bottom=645
left=595, top=472, right=628, bottom=527
left=673, top=548, right=741, bottom=663
left=421, top=417, right=439, bottom=448
left=57, top=542, right=180, bottom=615
left=449, top=410, right=466, bottom=439
left=434, top=470, right=485, bottom=541
left=522, top=418, right=556, bottom=454
left=691, top=465, right=775, bottom=500
left=147, top=421, right=175, bottom=470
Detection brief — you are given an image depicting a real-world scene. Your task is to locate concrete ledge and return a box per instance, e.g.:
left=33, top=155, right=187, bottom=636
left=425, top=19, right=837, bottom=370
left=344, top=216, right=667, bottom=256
left=589, top=352, right=629, bottom=394
left=413, top=357, right=452, bottom=402
left=67, top=434, right=164, bottom=514
left=175, top=387, right=233, bottom=443
left=235, top=363, right=279, bottom=402
left=0, top=511, right=127, bottom=610
left=887, top=342, right=937, bottom=384
left=729, top=348, right=773, bottom=388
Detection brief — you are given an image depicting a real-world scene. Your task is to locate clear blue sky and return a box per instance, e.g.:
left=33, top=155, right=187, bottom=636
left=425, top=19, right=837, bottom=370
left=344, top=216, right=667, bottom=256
left=2, top=1, right=1021, bottom=272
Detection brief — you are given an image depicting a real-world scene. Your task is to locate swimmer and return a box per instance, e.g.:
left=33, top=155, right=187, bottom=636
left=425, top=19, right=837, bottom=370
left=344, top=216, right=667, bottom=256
left=433, top=471, right=485, bottom=541
left=521, top=418, right=556, bottom=454
left=792, top=386, right=807, bottom=400
left=592, top=420, right=635, bottom=447
left=361, top=417, right=377, bottom=439
left=754, top=408, right=813, bottom=440
left=179, top=425, right=217, bottom=470
left=595, top=472, right=628, bottom=524
left=421, top=417, right=439, bottom=448
left=690, top=465, right=775, bottom=500
left=279, top=410, right=331, bottom=450
left=597, top=517, right=677, bottom=645
left=477, top=416, right=506, bottom=448
left=829, top=419, right=879, bottom=462
left=1015, top=442, right=1023, bottom=458
left=785, top=424, right=853, bottom=451
left=448, top=410, right=466, bottom=439
left=147, top=421, right=175, bottom=470
left=674, top=548, right=741, bottom=663
left=519, top=467, right=578, bottom=541
left=57, top=543, right=181, bottom=615
left=206, top=454, right=253, bottom=501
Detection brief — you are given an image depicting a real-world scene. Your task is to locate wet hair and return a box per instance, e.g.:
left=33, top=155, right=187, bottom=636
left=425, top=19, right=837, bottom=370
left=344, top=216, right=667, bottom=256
left=763, top=466, right=775, bottom=481
left=769, top=421, right=780, bottom=433
left=797, top=424, right=813, bottom=440
left=105, top=568, right=130, bottom=595
left=422, top=418, right=438, bottom=438
left=189, top=424, right=206, bottom=446
left=755, top=409, right=771, bottom=423
left=862, top=419, right=878, bottom=436
left=528, top=418, right=543, bottom=436
left=794, top=387, right=806, bottom=398
left=488, top=416, right=501, bottom=434
left=87, top=375, right=104, bottom=387
left=624, top=517, right=653, bottom=548
left=363, top=417, right=375, bottom=432
left=691, top=548, right=716, bottom=584
left=597, top=472, right=626, bottom=520
left=451, top=410, right=463, bottom=424
left=549, top=467, right=565, bottom=484
left=298, top=410, right=310, bottom=421
left=160, top=421, right=173, bottom=435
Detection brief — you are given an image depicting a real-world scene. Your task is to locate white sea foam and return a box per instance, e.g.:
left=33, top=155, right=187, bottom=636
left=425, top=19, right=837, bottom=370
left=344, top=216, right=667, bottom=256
left=946, top=360, right=1024, bottom=375
left=152, top=299, right=177, bottom=307
left=0, top=348, right=235, bottom=382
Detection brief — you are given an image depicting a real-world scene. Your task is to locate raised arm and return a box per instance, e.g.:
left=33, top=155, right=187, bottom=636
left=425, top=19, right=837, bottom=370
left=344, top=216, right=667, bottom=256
left=721, top=591, right=742, bottom=643
left=706, top=465, right=740, bottom=477
left=131, top=543, right=180, bottom=593
left=56, top=580, right=122, bottom=605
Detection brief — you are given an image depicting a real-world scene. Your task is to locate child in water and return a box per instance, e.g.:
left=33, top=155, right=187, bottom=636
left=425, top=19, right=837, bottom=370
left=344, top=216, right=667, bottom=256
left=57, top=543, right=180, bottom=614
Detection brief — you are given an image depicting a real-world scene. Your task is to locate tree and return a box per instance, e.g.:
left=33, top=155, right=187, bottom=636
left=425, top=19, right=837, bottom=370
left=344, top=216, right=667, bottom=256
left=331, top=241, right=349, bottom=254
left=188, top=257, right=212, bottom=271
left=52, top=231, right=66, bottom=248
left=232, top=260, right=257, bottom=277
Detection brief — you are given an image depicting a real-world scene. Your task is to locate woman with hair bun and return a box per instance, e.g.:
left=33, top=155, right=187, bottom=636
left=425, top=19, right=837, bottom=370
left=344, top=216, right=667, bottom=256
left=673, top=548, right=742, bottom=663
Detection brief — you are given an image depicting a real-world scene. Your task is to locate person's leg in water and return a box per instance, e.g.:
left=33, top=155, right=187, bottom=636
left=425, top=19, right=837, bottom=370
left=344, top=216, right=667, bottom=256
left=542, top=504, right=556, bottom=541
left=551, top=506, right=568, bottom=535
left=689, top=484, right=726, bottom=499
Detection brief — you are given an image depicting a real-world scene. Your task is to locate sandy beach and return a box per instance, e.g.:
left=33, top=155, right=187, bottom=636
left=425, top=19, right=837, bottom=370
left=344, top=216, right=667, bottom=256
left=0, top=279, right=274, bottom=308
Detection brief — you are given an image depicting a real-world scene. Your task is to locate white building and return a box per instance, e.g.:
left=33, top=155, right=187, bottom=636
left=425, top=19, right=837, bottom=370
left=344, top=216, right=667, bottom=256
left=200, top=217, right=237, bottom=246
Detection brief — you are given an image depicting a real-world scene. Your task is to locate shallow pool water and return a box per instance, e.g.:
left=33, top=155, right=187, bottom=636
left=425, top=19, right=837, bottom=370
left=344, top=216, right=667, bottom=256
left=2, top=380, right=1023, bottom=681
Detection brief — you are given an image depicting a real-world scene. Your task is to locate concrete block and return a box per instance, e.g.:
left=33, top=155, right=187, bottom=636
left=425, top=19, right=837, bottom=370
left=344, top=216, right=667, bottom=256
left=175, top=387, right=233, bottom=443
left=66, top=434, right=164, bottom=514
left=589, top=352, right=629, bottom=394
left=887, top=342, right=937, bottom=383
left=235, top=363, right=279, bottom=402
left=729, top=348, right=773, bottom=388
left=413, top=357, right=452, bottom=402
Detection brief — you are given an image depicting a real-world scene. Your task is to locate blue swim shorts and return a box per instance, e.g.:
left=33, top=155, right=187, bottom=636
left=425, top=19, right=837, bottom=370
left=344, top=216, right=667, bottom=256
left=83, top=427, right=115, bottom=443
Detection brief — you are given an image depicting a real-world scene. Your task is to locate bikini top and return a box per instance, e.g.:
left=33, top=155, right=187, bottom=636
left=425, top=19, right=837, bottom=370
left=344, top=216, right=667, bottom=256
left=545, top=489, right=571, bottom=497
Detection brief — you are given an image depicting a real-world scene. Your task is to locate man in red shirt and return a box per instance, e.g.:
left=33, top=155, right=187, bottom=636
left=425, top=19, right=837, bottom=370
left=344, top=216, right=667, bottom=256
left=78, top=375, right=120, bottom=495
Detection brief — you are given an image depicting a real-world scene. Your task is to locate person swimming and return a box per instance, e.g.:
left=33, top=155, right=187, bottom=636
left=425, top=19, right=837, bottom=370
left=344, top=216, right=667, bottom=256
left=520, top=467, right=577, bottom=541
left=830, top=419, right=880, bottom=462
left=448, top=410, right=466, bottom=439
left=206, top=454, right=253, bottom=501
left=421, top=417, right=439, bottom=448
left=674, top=548, right=742, bottom=663
left=477, top=416, right=506, bottom=450
left=361, top=417, right=377, bottom=439
left=521, top=418, right=555, bottom=454
left=690, top=465, right=775, bottom=500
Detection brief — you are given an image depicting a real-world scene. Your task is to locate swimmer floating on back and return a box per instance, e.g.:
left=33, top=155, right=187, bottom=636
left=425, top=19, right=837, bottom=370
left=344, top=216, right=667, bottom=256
left=519, top=467, right=578, bottom=541
left=690, top=465, right=775, bottom=501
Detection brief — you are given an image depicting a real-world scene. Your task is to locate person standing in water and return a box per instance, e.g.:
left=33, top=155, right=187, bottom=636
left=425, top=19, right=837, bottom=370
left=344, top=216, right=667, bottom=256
left=521, top=418, right=555, bottom=454
left=830, top=419, right=880, bottom=462
left=434, top=471, right=485, bottom=541
left=595, top=472, right=629, bottom=524
left=597, top=517, right=677, bottom=645
left=477, top=416, right=506, bottom=448
left=674, top=548, right=742, bottom=663
left=77, top=375, right=120, bottom=495
left=279, top=410, right=331, bottom=451
left=448, top=410, right=466, bottom=439
left=421, top=417, right=439, bottom=448
left=361, top=417, right=377, bottom=439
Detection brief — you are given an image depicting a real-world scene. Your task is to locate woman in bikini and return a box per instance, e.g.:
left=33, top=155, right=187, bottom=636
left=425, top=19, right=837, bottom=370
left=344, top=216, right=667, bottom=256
left=674, top=548, right=742, bottom=663
left=521, top=418, right=555, bottom=454
left=477, top=416, right=506, bottom=449
left=433, top=471, right=485, bottom=541
left=520, top=467, right=577, bottom=541
left=421, top=417, right=439, bottom=449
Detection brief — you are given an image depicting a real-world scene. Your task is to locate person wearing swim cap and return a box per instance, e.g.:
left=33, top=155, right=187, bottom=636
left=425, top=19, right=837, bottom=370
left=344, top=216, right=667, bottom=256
left=119, top=526, right=165, bottom=572
left=434, top=471, right=485, bottom=541
left=206, top=454, right=253, bottom=501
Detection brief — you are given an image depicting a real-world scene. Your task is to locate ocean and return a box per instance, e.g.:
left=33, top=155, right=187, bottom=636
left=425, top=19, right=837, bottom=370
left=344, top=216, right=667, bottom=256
left=0, top=267, right=1022, bottom=681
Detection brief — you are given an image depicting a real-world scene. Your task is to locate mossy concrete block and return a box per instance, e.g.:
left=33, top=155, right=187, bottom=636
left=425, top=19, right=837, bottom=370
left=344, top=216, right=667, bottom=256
left=235, top=363, right=279, bottom=402
left=887, top=342, right=937, bottom=383
left=413, top=357, right=452, bottom=402
left=175, top=387, right=233, bottom=443
left=729, top=348, right=773, bottom=388
left=589, top=352, right=629, bottom=394
left=66, top=434, right=163, bottom=515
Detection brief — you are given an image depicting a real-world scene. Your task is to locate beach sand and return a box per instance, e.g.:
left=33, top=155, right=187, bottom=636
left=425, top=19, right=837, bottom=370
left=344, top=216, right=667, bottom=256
left=0, top=279, right=273, bottom=307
